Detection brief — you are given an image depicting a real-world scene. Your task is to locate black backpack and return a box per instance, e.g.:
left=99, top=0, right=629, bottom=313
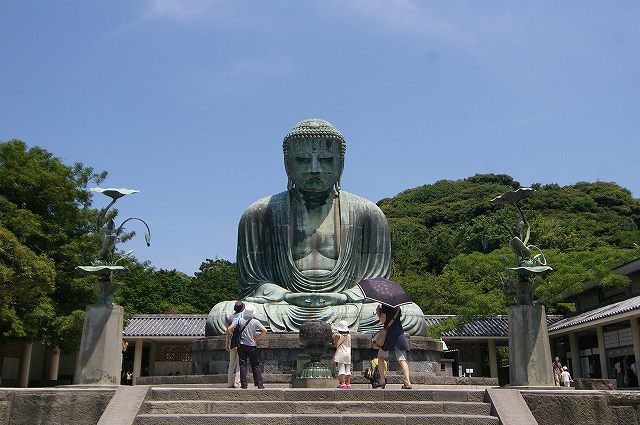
left=364, top=358, right=387, bottom=388
left=230, top=318, right=252, bottom=349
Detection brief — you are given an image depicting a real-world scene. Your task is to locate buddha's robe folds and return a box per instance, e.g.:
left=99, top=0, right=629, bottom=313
left=205, top=190, right=426, bottom=336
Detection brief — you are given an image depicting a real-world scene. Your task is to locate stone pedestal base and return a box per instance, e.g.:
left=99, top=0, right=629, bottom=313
left=291, top=377, right=336, bottom=388
left=73, top=304, right=124, bottom=385
left=192, top=334, right=442, bottom=380
left=508, top=304, right=554, bottom=386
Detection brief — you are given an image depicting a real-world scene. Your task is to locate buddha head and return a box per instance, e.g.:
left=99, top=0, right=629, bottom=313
left=283, top=119, right=346, bottom=193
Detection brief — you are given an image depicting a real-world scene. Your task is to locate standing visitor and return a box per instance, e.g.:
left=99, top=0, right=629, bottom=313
left=333, top=320, right=352, bottom=389
left=561, top=366, right=572, bottom=387
left=552, top=357, right=562, bottom=386
left=228, top=304, right=268, bottom=389
left=373, top=304, right=412, bottom=389
left=224, top=300, right=245, bottom=388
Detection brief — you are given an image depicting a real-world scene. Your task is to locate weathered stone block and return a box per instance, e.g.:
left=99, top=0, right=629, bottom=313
left=73, top=304, right=123, bottom=385
left=0, top=400, right=9, bottom=425
left=610, top=405, right=638, bottom=425
left=574, top=378, right=617, bottom=391
left=522, top=392, right=612, bottom=425
left=508, top=305, right=554, bottom=386
left=0, top=389, right=114, bottom=425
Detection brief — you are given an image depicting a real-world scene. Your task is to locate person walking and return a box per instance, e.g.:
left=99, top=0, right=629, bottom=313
left=373, top=304, right=412, bottom=389
left=224, top=300, right=245, bottom=388
left=561, top=366, right=573, bottom=387
left=228, top=304, right=268, bottom=389
left=333, top=320, right=352, bottom=389
left=553, top=357, right=562, bottom=386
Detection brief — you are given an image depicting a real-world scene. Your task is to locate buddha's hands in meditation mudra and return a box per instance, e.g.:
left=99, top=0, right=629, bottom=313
left=243, top=283, right=350, bottom=307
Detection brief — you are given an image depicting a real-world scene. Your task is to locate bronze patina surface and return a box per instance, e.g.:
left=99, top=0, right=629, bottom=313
left=206, top=119, right=426, bottom=335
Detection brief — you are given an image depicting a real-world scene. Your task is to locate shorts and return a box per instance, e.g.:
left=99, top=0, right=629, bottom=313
left=337, top=363, right=351, bottom=376
left=378, top=349, right=407, bottom=362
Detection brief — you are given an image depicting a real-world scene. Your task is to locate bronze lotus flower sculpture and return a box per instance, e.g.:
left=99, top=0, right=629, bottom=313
left=77, top=187, right=151, bottom=304
left=491, top=188, right=552, bottom=305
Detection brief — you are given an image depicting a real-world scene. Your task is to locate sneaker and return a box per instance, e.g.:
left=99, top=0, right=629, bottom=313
left=337, top=384, right=347, bottom=388
left=257, top=384, right=265, bottom=389
left=345, top=385, right=352, bottom=389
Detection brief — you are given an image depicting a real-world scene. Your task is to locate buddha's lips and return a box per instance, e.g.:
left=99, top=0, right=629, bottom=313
left=303, top=176, right=326, bottom=187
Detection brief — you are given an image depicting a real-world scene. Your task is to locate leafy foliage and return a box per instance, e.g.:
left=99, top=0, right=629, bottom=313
left=380, top=174, right=640, bottom=319
left=0, top=139, right=105, bottom=350
left=114, top=258, right=239, bottom=316
left=115, top=260, right=197, bottom=315
left=189, top=259, right=239, bottom=313
left=0, top=224, right=56, bottom=337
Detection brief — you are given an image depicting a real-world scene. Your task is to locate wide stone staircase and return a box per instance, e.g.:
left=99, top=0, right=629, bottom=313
left=134, top=387, right=499, bottom=425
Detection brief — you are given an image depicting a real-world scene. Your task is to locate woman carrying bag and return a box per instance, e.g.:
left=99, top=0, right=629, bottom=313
left=372, top=304, right=412, bottom=389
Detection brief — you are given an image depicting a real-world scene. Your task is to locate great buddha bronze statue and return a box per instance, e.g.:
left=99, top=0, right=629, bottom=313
left=206, top=119, right=426, bottom=336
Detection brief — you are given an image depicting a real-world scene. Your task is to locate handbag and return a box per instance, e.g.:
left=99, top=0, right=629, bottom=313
left=230, top=318, right=252, bottom=349
left=371, top=308, right=400, bottom=348
left=372, top=329, right=387, bottom=347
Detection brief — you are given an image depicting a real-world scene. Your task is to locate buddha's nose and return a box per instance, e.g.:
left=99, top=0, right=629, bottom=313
left=311, top=155, right=321, bottom=172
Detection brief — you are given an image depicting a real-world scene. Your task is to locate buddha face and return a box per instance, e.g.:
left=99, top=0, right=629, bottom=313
left=286, top=138, right=342, bottom=192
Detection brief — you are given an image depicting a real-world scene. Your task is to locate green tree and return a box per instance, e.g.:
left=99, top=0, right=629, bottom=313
left=0, top=139, right=106, bottom=351
left=382, top=174, right=640, bottom=317
left=115, top=260, right=197, bottom=315
left=0, top=224, right=56, bottom=337
left=189, top=258, right=239, bottom=313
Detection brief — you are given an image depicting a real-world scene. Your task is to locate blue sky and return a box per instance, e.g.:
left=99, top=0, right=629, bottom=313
left=2, top=1, right=639, bottom=275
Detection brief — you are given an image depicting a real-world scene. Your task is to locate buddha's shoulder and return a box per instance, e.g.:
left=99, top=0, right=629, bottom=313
left=340, top=191, right=385, bottom=215
left=241, top=191, right=289, bottom=217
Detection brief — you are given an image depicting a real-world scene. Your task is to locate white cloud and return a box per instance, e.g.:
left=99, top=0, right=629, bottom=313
left=142, top=0, right=226, bottom=22
left=138, top=0, right=273, bottom=31
left=326, top=0, right=476, bottom=48
left=182, top=56, right=295, bottom=96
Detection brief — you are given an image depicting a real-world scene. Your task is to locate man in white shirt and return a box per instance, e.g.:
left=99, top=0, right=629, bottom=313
left=224, top=301, right=245, bottom=388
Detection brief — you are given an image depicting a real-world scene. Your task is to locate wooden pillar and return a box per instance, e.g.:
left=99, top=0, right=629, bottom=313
left=569, top=333, right=582, bottom=379
left=133, top=339, right=143, bottom=385
left=631, top=317, right=640, bottom=375
left=48, top=346, right=60, bottom=381
left=596, top=325, right=609, bottom=379
left=474, top=342, right=482, bottom=376
left=18, top=342, right=33, bottom=388
left=148, top=342, right=157, bottom=376
left=488, top=339, right=498, bottom=378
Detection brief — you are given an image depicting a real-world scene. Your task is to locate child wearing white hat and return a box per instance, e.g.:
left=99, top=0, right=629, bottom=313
left=333, top=320, right=352, bottom=388
left=561, top=366, right=572, bottom=387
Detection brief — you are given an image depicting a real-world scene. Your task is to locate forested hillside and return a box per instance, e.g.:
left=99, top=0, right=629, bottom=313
left=3, top=139, right=639, bottom=348
left=380, top=174, right=640, bottom=317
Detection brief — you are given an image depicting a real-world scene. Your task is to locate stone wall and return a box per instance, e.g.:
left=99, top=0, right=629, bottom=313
left=0, top=388, right=115, bottom=425
left=191, top=333, right=442, bottom=377
left=522, top=390, right=640, bottom=425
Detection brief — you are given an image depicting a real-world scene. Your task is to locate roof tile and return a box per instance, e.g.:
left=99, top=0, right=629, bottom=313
left=123, top=314, right=207, bottom=337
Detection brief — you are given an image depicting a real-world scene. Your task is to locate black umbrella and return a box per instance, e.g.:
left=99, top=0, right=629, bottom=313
left=357, top=277, right=412, bottom=308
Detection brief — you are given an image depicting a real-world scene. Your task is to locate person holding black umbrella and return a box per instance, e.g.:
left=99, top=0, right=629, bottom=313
left=373, top=303, right=412, bottom=389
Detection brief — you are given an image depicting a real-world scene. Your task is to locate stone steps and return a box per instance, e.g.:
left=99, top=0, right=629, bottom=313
left=135, top=387, right=498, bottom=425
left=148, top=387, right=487, bottom=402
left=143, top=400, right=492, bottom=415
left=136, top=413, right=499, bottom=425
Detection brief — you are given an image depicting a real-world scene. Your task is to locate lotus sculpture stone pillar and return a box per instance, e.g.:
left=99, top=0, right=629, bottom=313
left=74, top=187, right=151, bottom=385
left=491, top=188, right=554, bottom=386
